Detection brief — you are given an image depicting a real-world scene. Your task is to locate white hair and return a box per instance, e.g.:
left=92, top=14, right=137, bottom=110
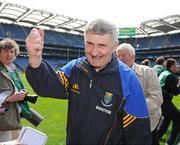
left=116, top=43, right=135, bottom=56
left=84, top=18, right=119, bottom=42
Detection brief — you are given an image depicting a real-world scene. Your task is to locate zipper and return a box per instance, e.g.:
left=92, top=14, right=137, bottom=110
left=89, top=80, right=92, bottom=88
left=104, top=97, right=125, bottom=145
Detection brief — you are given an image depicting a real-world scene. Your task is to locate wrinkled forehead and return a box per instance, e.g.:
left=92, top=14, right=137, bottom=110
left=84, top=30, right=118, bottom=43
left=117, top=48, right=129, bottom=55
left=84, top=31, right=113, bottom=37
left=84, top=32, right=115, bottom=43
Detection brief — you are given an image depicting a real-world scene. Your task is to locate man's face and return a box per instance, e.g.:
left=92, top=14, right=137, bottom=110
left=171, top=63, right=177, bottom=73
left=85, top=32, right=118, bottom=71
left=162, top=61, right=166, bottom=68
left=0, top=48, right=16, bottom=65
left=116, top=48, right=134, bottom=67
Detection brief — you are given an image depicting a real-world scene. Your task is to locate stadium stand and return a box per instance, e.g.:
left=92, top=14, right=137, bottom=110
left=0, top=1, right=180, bottom=68
left=14, top=57, right=28, bottom=71
left=1, top=23, right=27, bottom=40
left=167, top=33, right=180, bottom=47
left=150, top=35, right=169, bottom=49
left=136, top=37, right=151, bottom=50
left=120, top=31, right=180, bottom=64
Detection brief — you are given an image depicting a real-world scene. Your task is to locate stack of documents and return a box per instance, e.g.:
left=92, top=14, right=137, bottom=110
left=18, top=126, right=48, bottom=145
left=0, top=126, right=47, bottom=145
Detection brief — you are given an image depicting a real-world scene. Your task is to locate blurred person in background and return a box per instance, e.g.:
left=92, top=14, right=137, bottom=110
left=25, top=19, right=152, bottom=145
left=142, top=58, right=151, bottom=67
left=116, top=43, right=163, bottom=145
left=158, top=58, right=180, bottom=145
left=153, top=56, right=166, bottom=77
left=0, top=38, right=26, bottom=142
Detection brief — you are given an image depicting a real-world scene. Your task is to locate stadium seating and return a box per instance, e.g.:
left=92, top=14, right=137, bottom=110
left=125, top=37, right=151, bottom=50
left=14, top=57, right=28, bottom=71
left=1, top=23, right=27, bottom=41
left=0, top=23, right=85, bottom=48
left=15, top=57, right=68, bottom=70
left=151, top=35, right=169, bottom=49
left=167, top=33, right=180, bottom=47
left=1, top=22, right=180, bottom=68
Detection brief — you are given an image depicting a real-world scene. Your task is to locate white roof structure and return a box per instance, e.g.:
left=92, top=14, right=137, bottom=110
left=0, top=1, right=87, bottom=34
left=139, top=15, right=180, bottom=36
left=0, top=1, right=180, bottom=36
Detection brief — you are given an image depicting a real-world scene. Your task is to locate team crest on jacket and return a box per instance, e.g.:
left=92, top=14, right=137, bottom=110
left=71, top=83, right=80, bottom=94
left=101, top=91, right=113, bottom=107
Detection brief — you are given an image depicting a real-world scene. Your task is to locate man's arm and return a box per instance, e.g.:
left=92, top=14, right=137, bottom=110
left=25, top=28, right=67, bottom=99
left=26, top=61, right=67, bottom=99
left=166, top=74, right=180, bottom=96
left=123, top=112, right=152, bottom=145
left=119, top=64, right=152, bottom=145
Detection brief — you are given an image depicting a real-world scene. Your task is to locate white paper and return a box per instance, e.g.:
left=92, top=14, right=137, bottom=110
left=0, top=140, right=18, bottom=145
left=0, top=90, right=11, bottom=107
left=18, top=127, right=48, bottom=145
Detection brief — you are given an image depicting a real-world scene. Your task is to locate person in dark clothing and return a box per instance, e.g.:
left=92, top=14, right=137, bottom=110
left=158, top=58, right=180, bottom=145
left=25, top=19, right=152, bottom=145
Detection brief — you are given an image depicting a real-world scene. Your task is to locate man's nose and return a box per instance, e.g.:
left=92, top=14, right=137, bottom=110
left=91, top=47, right=98, bottom=56
left=7, top=51, right=12, bottom=56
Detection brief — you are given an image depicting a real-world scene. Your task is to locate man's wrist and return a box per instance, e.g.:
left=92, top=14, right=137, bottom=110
left=29, top=56, right=42, bottom=68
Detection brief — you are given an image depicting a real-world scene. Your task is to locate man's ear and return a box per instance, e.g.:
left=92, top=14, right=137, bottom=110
left=113, top=40, right=119, bottom=52
left=132, top=54, right=136, bottom=62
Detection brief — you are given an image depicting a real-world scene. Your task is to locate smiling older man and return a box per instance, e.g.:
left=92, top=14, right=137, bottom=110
left=25, top=19, right=152, bottom=145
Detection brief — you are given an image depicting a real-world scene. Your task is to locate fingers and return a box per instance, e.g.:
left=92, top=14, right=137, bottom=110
left=39, top=28, right=44, bottom=44
left=7, top=92, right=26, bottom=103
left=26, top=28, right=44, bottom=57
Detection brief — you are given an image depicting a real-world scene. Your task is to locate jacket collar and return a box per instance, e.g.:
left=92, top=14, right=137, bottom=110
left=78, top=54, right=119, bottom=77
left=133, top=63, right=143, bottom=76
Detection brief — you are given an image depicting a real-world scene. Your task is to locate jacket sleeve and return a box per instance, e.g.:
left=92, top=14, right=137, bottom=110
left=166, top=74, right=180, bottom=96
left=119, top=62, right=152, bottom=145
left=26, top=61, right=68, bottom=99
left=123, top=73, right=152, bottom=145
left=145, top=68, right=163, bottom=114
left=123, top=112, right=152, bottom=145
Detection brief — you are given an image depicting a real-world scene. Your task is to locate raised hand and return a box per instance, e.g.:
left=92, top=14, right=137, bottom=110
left=26, top=28, right=44, bottom=68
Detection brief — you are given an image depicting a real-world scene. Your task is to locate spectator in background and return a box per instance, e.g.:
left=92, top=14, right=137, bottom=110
left=158, top=58, right=180, bottom=145
left=25, top=19, right=152, bottom=145
left=153, top=56, right=166, bottom=77
left=116, top=43, right=163, bottom=145
left=142, top=58, right=151, bottom=66
left=0, top=38, right=26, bottom=142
